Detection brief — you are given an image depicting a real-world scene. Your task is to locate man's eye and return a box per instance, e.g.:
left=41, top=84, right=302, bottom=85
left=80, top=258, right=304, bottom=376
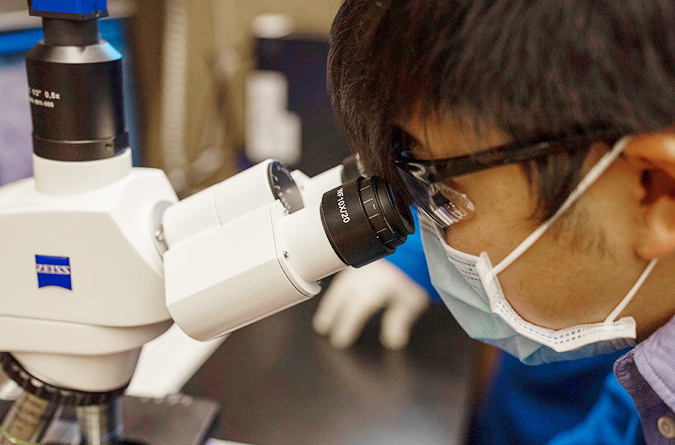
left=395, top=130, right=416, bottom=153
left=402, top=133, right=418, bottom=150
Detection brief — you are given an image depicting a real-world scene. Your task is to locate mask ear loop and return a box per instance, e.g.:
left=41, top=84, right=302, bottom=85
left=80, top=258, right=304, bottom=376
left=492, top=136, right=633, bottom=276
left=603, top=258, right=657, bottom=323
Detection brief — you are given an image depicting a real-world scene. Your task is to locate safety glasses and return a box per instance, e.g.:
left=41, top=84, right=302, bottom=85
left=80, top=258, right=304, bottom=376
left=391, top=127, right=618, bottom=227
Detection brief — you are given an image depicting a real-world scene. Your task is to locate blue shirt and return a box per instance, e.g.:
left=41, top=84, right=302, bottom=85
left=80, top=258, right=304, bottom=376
left=468, top=351, right=631, bottom=445
left=547, top=371, right=644, bottom=445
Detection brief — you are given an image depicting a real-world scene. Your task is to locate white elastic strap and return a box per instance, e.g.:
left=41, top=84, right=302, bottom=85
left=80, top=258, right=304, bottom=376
left=603, top=259, right=658, bottom=323
left=493, top=136, right=632, bottom=275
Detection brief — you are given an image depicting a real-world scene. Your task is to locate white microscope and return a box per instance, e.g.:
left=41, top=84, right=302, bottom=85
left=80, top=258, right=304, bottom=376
left=0, top=1, right=413, bottom=443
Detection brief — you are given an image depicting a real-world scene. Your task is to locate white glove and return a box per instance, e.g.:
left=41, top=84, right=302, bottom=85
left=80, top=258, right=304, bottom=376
left=313, top=259, right=430, bottom=350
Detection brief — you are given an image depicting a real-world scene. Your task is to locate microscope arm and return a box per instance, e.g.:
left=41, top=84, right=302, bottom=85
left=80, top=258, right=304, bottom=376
left=0, top=2, right=412, bottom=443
left=161, top=160, right=412, bottom=341
left=0, top=0, right=411, bottom=402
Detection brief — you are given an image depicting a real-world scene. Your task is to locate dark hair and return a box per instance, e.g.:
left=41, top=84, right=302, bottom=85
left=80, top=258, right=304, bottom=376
left=328, top=0, right=675, bottom=220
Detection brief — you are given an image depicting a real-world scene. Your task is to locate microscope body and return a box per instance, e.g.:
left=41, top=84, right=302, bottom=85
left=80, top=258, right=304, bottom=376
left=0, top=7, right=413, bottom=442
left=0, top=0, right=414, bottom=442
left=0, top=151, right=176, bottom=392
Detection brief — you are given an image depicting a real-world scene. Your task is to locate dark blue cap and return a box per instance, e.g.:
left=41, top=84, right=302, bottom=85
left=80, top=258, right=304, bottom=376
left=29, top=0, right=108, bottom=19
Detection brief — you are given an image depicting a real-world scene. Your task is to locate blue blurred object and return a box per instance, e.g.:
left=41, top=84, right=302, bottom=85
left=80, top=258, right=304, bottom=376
left=468, top=347, right=633, bottom=444
left=385, top=210, right=443, bottom=302
left=30, top=0, right=107, bottom=15
left=0, top=28, right=42, bottom=55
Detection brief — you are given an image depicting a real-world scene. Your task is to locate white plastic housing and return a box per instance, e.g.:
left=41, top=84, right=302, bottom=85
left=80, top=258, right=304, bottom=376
left=164, top=200, right=346, bottom=341
left=162, top=159, right=281, bottom=248
left=279, top=202, right=345, bottom=281
left=0, top=153, right=176, bottom=327
left=14, top=349, right=143, bottom=393
left=0, top=151, right=178, bottom=391
left=292, top=164, right=343, bottom=207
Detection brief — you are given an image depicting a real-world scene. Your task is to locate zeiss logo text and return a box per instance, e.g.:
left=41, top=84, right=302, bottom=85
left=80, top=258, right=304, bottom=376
left=36, top=255, right=72, bottom=290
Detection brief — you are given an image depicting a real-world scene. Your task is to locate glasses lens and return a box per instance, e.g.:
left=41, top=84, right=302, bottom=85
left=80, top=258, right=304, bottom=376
left=396, top=166, right=476, bottom=227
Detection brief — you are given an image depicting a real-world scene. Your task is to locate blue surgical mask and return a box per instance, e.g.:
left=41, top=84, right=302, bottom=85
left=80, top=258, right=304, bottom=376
left=419, top=137, right=657, bottom=365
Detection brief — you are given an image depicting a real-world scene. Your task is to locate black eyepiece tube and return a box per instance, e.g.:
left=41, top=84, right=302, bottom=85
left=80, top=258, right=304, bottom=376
left=320, top=176, right=414, bottom=268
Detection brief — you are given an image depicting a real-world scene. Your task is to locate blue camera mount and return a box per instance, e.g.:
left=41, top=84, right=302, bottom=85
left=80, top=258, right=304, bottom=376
left=28, top=0, right=108, bottom=21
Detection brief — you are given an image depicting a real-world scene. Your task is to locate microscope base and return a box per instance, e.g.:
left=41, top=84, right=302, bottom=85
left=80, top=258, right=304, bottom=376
left=0, top=394, right=220, bottom=445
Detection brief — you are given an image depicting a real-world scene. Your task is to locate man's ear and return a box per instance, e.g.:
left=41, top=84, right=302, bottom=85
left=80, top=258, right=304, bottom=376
left=624, top=134, right=675, bottom=259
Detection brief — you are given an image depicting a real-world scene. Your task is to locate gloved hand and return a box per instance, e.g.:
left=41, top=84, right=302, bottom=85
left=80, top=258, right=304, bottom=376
left=313, top=259, right=430, bottom=350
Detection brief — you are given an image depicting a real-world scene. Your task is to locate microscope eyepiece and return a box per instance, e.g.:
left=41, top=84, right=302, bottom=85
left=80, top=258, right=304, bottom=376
left=320, top=176, right=413, bottom=268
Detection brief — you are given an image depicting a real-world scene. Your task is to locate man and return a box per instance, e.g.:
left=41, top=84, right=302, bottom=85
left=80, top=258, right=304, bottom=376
left=327, top=1, right=675, bottom=443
